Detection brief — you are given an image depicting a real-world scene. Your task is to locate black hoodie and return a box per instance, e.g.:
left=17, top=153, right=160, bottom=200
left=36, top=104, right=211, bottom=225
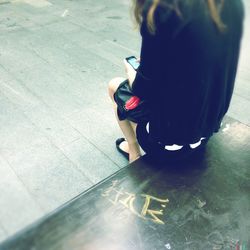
left=133, top=0, right=244, bottom=146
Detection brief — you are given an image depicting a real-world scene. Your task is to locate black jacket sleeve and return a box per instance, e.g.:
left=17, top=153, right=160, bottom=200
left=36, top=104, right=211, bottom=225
left=131, top=21, right=160, bottom=99
left=131, top=5, right=184, bottom=99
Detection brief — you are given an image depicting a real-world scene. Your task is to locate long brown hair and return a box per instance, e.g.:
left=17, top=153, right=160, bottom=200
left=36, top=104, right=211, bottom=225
left=133, top=0, right=226, bottom=33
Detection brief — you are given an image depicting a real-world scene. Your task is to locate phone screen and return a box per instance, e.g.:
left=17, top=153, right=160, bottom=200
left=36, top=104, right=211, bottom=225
left=127, top=57, right=140, bottom=70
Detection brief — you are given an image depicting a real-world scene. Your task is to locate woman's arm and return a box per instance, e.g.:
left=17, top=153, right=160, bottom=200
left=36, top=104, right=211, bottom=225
left=130, top=24, right=162, bottom=99
left=129, top=7, right=179, bottom=99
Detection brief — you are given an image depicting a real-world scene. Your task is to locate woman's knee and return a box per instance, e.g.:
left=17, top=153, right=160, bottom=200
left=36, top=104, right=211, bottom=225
left=108, top=77, right=126, bottom=100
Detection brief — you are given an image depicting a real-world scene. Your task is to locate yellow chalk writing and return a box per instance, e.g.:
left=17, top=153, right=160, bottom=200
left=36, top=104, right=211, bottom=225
left=102, top=181, right=169, bottom=224
left=141, top=194, right=169, bottom=224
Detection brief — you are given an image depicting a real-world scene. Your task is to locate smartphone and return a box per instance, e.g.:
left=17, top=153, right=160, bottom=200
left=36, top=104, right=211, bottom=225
left=125, top=56, right=140, bottom=71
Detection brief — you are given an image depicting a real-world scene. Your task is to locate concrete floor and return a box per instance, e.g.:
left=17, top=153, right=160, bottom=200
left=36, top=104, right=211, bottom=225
left=0, top=0, right=249, bottom=243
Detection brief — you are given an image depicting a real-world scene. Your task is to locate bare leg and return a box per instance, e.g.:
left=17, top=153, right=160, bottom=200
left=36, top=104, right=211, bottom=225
left=108, top=77, right=141, bottom=163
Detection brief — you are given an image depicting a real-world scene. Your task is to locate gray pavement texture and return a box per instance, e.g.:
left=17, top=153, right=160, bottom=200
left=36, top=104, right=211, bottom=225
left=0, top=0, right=249, bottom=243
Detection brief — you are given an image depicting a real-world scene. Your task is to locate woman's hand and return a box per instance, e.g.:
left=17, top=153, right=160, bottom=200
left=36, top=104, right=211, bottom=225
left=123, top=59, right=137, bottom=88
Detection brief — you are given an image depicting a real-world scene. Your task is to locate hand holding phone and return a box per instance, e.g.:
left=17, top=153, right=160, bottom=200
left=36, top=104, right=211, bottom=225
left=124, top=56, right=139, bottom=87
left=125, top=56, right=140, bottom=71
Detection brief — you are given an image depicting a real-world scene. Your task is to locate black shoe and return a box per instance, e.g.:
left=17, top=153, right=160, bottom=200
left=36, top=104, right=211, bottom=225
left=115, top=138, right=129, bottom=160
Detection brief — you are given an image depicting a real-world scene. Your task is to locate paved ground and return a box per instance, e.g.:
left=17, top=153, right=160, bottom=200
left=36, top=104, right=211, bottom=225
left=0, top=0, right=249, bottom=243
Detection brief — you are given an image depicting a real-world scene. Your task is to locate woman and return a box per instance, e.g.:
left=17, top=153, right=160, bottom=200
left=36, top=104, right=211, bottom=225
left=108, top=0, right=244, bottom=163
